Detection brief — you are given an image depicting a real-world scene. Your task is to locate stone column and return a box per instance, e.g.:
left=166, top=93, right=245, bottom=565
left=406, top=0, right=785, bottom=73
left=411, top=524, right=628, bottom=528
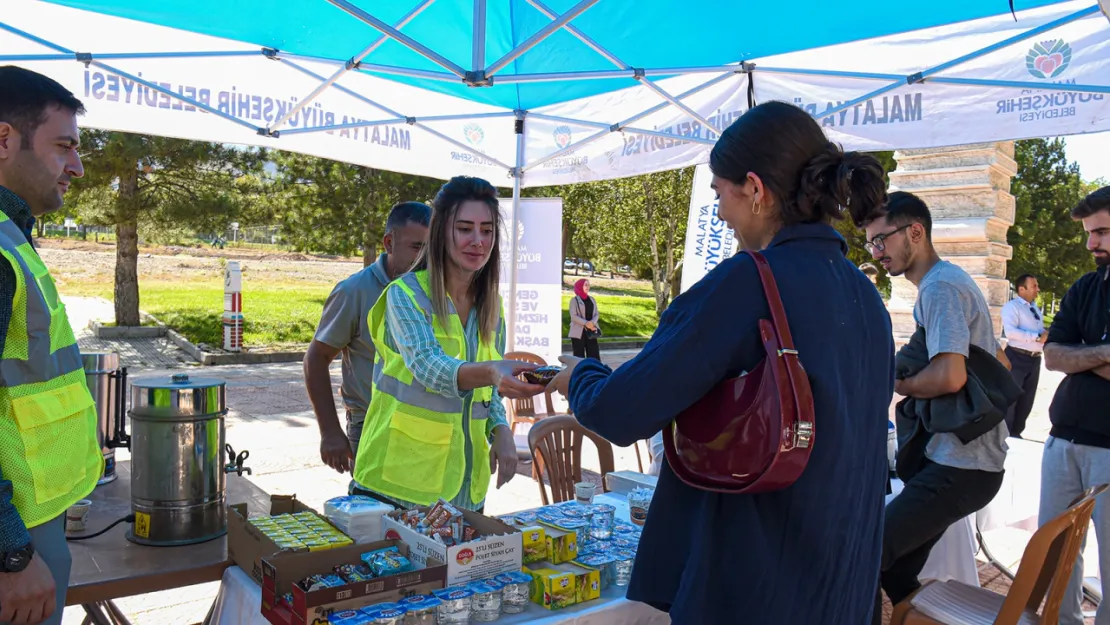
left=885, top=142, right=1017, bottom=343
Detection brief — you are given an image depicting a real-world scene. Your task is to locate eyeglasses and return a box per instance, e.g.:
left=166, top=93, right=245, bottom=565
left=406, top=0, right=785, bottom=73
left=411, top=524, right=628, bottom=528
left=864, top=224, right=912, bottom=255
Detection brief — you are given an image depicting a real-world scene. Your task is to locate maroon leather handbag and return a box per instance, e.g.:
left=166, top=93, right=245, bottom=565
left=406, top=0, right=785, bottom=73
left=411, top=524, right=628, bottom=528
left=662, top=250, right=816, bottom=494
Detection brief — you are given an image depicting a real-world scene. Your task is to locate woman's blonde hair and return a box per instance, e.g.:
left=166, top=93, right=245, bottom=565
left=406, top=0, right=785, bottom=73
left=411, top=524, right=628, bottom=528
left=413, top=176, right=502, bottom=342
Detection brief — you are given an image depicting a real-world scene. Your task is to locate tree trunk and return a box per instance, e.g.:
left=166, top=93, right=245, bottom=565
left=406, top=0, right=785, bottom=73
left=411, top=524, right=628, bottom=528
left=642, top=180, right=668, bottom=318
left=36, top=221, right=44, bottom=238
left=114, top=168, right=141, bottom=327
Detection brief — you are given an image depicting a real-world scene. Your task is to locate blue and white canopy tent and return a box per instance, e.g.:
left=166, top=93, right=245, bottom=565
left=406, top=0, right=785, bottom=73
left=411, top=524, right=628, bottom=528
left=3, top=0, right=1109, bottom=340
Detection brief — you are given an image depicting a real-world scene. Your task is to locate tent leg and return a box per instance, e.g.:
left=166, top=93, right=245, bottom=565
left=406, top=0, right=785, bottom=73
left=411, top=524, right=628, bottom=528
left=507, top=114, right=525, bottom=356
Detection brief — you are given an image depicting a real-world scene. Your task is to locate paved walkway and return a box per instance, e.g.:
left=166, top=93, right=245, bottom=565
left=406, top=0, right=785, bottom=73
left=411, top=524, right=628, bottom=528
left=67, top=296, right=195, bottom=368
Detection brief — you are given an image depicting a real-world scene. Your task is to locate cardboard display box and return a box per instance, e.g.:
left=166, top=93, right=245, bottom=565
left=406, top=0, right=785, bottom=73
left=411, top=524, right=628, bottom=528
left=382, top=507, right=522, bottom=585
left=260, top=539, right=446, bottom=625
left=229, top=495, right=344, bottom=584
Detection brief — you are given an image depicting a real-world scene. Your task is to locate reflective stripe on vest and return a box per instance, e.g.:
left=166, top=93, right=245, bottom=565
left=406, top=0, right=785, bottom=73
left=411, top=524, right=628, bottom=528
left=0, top=212, right=102, bottom=528
left=354, top=270, right=503, bottom=506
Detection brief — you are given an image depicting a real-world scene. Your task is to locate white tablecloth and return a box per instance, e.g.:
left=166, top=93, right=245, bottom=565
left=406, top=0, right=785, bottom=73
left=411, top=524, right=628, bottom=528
left=208, top=566, right=668, bottom=625
left=210, top=493, right=668, bottom=625
left=887, top=479, right=981, bottom=587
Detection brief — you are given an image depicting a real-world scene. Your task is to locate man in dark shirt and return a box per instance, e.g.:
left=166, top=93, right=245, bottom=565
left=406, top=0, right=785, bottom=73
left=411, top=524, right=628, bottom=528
left=1040, top=185, right=1110, bottom=625
left=0, top=66, right=88, bottom=625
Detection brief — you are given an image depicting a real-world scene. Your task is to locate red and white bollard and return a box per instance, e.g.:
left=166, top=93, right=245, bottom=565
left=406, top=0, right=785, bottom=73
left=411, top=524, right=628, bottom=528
left=223, top=261, right=243, bottom=352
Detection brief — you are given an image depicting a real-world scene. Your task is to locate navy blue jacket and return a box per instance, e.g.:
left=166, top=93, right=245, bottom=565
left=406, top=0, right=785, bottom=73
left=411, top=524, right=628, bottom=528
left=570, top=223, right=895, bottom=625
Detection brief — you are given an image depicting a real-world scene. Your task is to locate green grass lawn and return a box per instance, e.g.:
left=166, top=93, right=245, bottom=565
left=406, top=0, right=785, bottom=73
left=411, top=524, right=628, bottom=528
left=64, top=280, right=659, bottom=346
left=65, top=280, right=333, bottom=347
left=561, top=293, right=657, bottom=339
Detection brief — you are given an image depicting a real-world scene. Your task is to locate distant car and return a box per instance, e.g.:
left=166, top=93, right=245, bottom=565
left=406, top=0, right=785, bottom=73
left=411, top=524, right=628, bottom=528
left=564, top=258, right=578, bottom=270
left=577, top=260, right=595, bottom=273
left=617, top=265, right=631, bottom=274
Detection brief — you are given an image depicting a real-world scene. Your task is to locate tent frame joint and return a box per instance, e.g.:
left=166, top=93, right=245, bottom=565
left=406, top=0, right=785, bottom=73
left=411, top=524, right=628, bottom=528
left=632, top=67, right=645, bottom=79
left=740, top=61, right=756, bottom=73
left=906, top=71, right=925, bottom=85
left=261, top=47, right=279, bottom=60
left=464, top=69, right=491, bottom=87
left=258, top=128, right=278, bottom=138
left=74, top=52, right=92, bottom=67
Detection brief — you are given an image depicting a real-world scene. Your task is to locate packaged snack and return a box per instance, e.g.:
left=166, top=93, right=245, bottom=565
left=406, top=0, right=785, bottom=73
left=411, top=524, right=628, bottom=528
left=297, top=573, right=346, bottom=592
left=335, top=563, right=375, bottom=583
left=432, top=587, right=473, bottom=625
left=398, top=595, right=440, bottom=625
left=526, top=566, right=576, bottom=610
left=468, top=580, right=502, bottom=622
left=522, top=365, right=562, bottom=385
left=361, top=603, right=407, bottom=625
left=577, top=552, right=616, bottom=590
left=361, top=546, right=414, bottom=577
left=279, top=592, right=294, bottom=608
left=513, top=510, right=538, bottom=525
left=330, top=609, right=372, bottom=625
left=494, top=571, right=532, bottom=614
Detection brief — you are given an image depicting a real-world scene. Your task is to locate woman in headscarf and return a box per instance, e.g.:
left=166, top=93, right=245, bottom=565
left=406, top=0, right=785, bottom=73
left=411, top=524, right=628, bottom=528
left=568, top=278, right=601, bottom=360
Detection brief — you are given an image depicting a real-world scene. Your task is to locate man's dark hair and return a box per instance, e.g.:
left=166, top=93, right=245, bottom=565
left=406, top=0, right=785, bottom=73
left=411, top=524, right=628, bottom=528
left=385, top=201, right=431, bottom=233
left=879, top=191, right=933, bottom=240
left=1073, top=186, right=1110, bottom=219
left=0, top=66, right=85, bottom=149
left=1014, top=274, right=1036, bottom=290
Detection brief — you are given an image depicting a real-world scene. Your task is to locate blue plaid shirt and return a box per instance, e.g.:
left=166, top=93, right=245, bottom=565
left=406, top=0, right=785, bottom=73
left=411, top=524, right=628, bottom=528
left=354, top=283, right=508, bottom=511
left=0, top=185, right=36, bottom=552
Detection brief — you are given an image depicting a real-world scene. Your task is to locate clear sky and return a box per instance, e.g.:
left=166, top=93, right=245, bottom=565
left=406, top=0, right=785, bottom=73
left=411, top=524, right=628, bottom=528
left=1064, top=132, right=1109, bottom=184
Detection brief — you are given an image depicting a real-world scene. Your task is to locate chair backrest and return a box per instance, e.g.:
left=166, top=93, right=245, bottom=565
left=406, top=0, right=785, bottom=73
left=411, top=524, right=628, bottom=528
left=997, top=483, right=1108, bottom=625
left=528, top=416, right=615, bottom=506
left=504, top=351, right=546, bottom=418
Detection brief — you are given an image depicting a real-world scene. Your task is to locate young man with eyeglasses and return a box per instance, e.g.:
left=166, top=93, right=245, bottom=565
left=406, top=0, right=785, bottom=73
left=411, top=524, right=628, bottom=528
left=860, top=192, right=1010, bottom=623
left=1000, top=274, right=1046, bottom=438
left=1039, top=186, right=1110, bottom=625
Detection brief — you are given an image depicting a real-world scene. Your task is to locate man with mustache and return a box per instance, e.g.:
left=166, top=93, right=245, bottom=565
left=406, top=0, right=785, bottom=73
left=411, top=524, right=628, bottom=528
left=1039, top=186, right=1110, bottom=625
left=0, top=66, right=101, bottom=625
left=861, top=191, right=1009, bottom=621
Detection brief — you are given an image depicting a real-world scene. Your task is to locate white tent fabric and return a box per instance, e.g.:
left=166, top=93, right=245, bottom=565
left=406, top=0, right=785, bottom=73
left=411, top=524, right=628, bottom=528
left=3, top=0, right=1109, bottom=189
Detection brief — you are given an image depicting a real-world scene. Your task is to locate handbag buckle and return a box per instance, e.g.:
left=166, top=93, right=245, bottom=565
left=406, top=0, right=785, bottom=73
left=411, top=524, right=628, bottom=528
left=777, top=348, right=798, bottom=357
left=793, top=422, right=814, bottom=449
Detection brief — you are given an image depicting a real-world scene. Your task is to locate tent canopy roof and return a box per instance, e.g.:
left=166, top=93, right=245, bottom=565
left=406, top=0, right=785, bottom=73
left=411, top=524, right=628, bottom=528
left=46, top=0, right=1065, bottom=110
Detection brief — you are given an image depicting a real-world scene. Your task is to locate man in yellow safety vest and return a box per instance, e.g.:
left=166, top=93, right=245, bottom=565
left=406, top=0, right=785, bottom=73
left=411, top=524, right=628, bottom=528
left=0, top=66, right=102, bottom=625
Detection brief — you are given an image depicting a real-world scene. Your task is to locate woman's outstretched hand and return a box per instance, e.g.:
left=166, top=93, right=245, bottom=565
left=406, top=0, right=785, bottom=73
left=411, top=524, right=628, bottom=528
left=550, top=355, right=583, bottom=398
left=488, top=360, right=545, bottom=399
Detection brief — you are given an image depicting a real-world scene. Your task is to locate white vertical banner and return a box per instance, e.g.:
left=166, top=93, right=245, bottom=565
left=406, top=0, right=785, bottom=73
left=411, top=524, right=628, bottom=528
left=499, top=197, right=564, bottom=365
left=680, top=165, right=738, bottom=293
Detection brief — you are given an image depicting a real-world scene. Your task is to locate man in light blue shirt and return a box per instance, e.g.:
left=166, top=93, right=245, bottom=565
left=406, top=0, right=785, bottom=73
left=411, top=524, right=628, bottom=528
left=1001, top=274, right=1047, bottom=438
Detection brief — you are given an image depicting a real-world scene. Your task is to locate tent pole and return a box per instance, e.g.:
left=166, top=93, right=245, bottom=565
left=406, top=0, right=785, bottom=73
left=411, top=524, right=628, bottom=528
left=473, top=0, right=486, bottom=71
left=327, top=0, right=467, bottom=77
left=268, top=0, right=436, bottom=134
left=814, top=3, right=1099, bottom=122
left=485, top=0, right=600, bottom=77
left=523, top=72, right=735, bottom=172
left=507, top=113, right=526, bottom=358
left=278, top=58, right=515, bottom=168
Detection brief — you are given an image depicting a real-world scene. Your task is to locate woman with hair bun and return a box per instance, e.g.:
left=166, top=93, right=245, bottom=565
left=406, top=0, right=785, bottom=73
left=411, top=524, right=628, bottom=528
left=551, top=101, right=897, bottom=623
left=352, top=176, right=545, bottom=512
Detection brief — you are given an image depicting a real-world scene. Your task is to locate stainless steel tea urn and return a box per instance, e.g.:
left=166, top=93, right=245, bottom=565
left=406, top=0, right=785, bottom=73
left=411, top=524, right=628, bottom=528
left=80, top=352, right=127, bottom=486
left=116, top=372, right=250, bottom=546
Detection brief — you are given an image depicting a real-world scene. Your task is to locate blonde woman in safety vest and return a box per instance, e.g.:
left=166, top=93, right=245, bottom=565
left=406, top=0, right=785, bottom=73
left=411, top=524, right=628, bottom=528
left=0, top=67, right=102, bottom=625
left=352, top=176, right=545, bottom=511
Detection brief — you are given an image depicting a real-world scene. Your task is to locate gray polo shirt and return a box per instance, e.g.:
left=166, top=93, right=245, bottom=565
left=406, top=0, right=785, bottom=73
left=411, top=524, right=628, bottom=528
left=314, top=253, right=391, bottom=422
left=913, top=260, right=1009, bottom=472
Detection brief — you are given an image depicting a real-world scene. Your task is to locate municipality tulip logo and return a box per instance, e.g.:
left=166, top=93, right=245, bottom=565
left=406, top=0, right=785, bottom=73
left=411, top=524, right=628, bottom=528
left=1027, top=39, right=1072, bottom=79
left=463, top=122, right=485, bottom=146
left=553, top=125, right=572, bottom=149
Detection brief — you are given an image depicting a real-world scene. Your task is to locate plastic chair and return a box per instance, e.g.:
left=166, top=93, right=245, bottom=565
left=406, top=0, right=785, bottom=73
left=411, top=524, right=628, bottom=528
left=503, top=351, right=546, bottom=433
left=528, top=416, right=616, bottom=506
left=890, top=483, right=1109, bottom=625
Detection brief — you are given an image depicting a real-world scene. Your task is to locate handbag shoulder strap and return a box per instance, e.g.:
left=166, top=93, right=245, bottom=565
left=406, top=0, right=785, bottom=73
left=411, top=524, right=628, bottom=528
left=743, top=250, right=797, bottom=351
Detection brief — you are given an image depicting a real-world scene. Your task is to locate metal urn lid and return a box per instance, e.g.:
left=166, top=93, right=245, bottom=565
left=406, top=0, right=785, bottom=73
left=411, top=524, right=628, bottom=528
left=129, top=372, right=227, bottom=418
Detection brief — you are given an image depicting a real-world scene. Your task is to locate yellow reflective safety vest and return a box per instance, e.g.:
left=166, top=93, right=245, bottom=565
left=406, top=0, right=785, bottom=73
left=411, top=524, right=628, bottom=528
left=354, top=270, right=504, bottom=507
left=0, top=212, right=101, bottom=528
